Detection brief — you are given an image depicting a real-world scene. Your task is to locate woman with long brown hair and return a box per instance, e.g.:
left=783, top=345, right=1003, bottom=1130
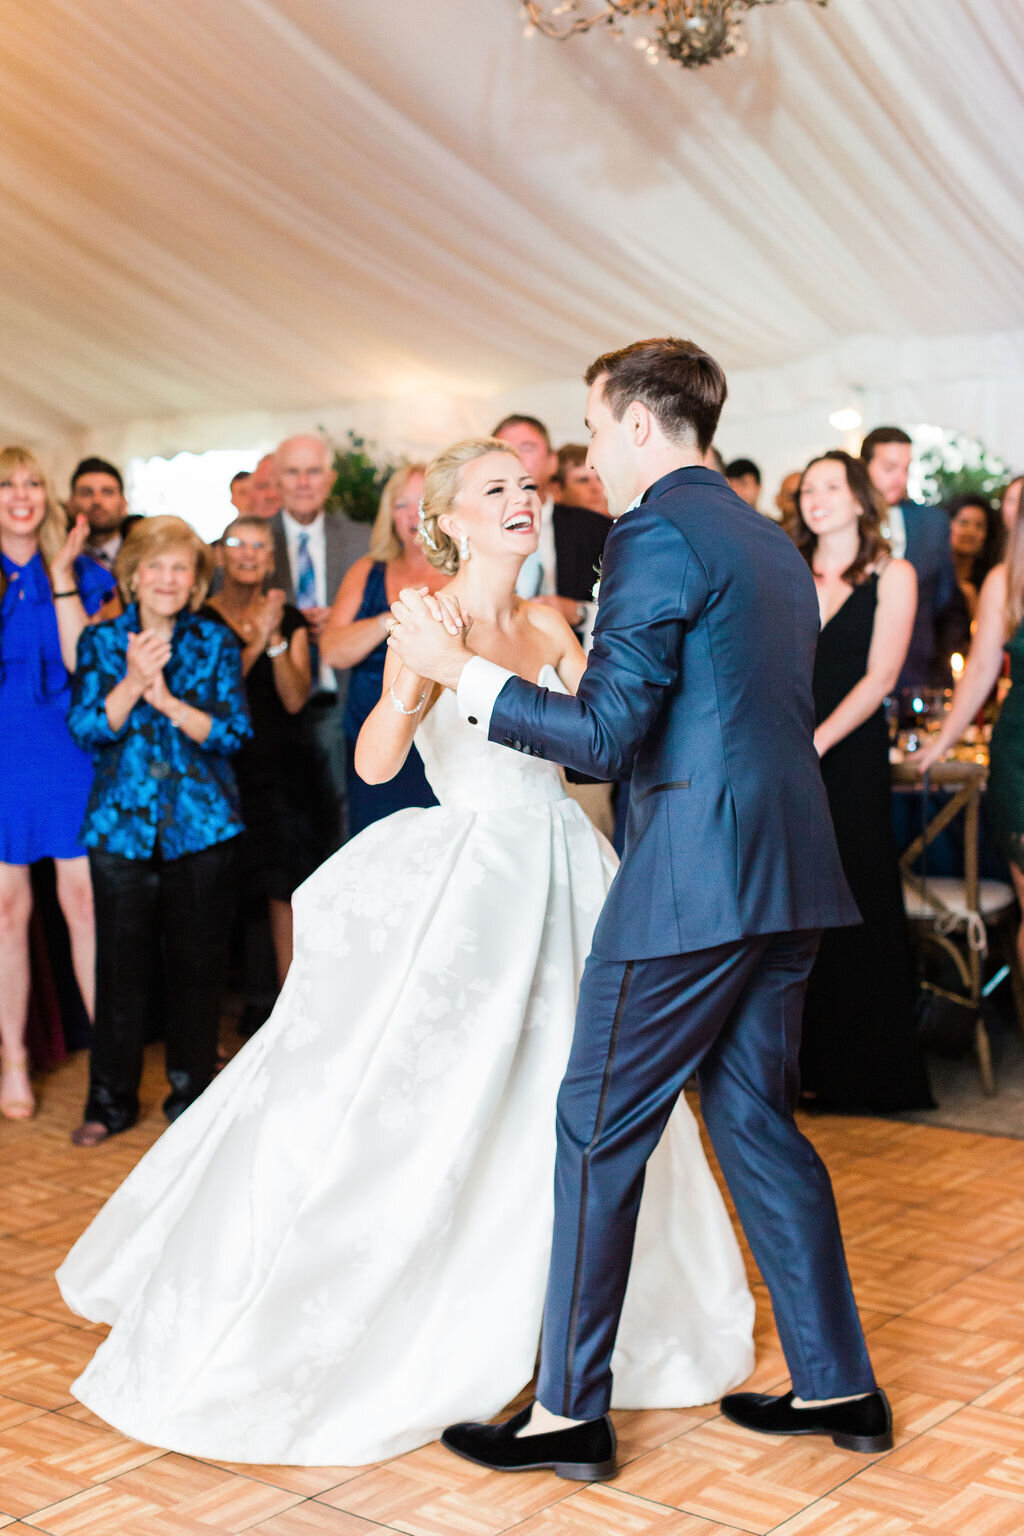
left=790, top=449, right=932, bottom=1112
left=920, top=476, right=1024, bottom=970
left=0, top=446, right=118, bottom=1119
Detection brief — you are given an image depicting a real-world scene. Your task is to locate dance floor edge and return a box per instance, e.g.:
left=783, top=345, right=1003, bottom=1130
left=3, top=1045, right=1024, bottom=1535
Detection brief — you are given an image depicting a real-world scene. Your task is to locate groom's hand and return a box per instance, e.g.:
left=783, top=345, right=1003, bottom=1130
left=388, top=587, right=471, bottom=690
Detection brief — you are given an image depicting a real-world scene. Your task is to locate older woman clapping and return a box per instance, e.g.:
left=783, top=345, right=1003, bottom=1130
left=68, top=516, right=251, bottom=1146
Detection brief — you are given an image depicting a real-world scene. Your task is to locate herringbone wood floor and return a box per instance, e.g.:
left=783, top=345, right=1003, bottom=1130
left=4, top=1046, right=1024, bottom=1535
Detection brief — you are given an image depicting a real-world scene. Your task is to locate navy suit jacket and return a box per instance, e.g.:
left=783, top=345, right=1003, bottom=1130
left=490, top=466, right=859, bottom=961
left=898, top=500, right=965, bottom=690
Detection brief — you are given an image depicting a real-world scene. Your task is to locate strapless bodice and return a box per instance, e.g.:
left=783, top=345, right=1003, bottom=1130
left=414, top=665, right=566, bottom=812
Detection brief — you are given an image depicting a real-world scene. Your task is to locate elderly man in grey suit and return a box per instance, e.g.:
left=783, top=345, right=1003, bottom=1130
left=269, top=434, right=369, bottom=849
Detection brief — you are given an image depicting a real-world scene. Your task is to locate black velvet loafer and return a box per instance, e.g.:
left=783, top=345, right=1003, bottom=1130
left=720, top=1389, right=893, bottom=1453
left=441, top=1404, right=617, bottom=1480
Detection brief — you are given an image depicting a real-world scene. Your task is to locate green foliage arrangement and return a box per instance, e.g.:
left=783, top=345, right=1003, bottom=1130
left=915, top=428, right=1009, bottom=506
left=325, top=430, right=399, bottom=524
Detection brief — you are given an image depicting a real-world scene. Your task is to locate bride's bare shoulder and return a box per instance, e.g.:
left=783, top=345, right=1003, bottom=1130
left=519, top=598, right=572, bottom=644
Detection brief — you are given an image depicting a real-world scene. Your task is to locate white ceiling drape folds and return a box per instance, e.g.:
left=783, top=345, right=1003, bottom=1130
left=2, top=0, right=1023, bottom=489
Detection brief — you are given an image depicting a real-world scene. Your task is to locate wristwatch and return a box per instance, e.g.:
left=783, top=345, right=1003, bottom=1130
left=265, top=638, right=289, bottom=659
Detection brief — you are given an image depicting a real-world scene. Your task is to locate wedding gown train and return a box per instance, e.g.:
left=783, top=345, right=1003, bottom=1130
left=57, top=669, right=755, bottom=1466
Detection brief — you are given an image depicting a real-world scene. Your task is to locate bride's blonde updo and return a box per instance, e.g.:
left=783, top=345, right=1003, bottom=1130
left=419, top=437, right=522, bottom=574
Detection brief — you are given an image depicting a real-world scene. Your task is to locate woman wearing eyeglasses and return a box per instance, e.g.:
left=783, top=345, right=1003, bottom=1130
left=202, top=516, right=315, bottom=986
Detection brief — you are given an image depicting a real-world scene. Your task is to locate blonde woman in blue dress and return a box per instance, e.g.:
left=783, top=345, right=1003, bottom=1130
left=57, top=437, right=754, bottom=1466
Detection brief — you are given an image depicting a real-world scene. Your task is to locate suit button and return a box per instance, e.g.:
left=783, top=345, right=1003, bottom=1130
left=149, top=762, right=171, bottom=780
left=467, top=715, right=478, bottom=726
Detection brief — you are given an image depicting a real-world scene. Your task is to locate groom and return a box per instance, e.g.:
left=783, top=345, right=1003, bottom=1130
left=388, top=338, right=892, bottom=1479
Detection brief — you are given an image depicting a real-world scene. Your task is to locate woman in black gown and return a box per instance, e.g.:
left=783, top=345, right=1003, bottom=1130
left=202, top=516, right=316, bottom=987
left=791, top=451, right=933, bottom=1111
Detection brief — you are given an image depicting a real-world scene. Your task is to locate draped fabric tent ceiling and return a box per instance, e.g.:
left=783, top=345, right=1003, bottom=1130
left=3, top=0, right=1024, bottom=482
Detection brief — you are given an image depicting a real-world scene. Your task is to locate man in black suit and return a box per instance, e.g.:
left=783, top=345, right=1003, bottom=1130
left=862, top=427, right=968, bottom=690
left=493, top=415, right=610, bottom=634
left=268, top=434, right=369, bottom=849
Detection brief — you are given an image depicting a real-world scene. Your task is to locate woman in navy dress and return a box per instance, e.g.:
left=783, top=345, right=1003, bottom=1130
left=0, top=446, right=118, bottom=1120
left=68, top=516, right=251, bottom=1146
left=322, top=465, right=442, bottom=836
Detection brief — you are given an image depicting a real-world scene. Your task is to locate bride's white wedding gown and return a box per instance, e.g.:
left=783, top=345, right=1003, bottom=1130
left=57, top=668, right=755, bottom=1466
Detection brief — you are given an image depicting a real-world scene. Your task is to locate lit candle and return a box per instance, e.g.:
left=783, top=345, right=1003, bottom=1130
left=951, top=652, right=964, bottom=681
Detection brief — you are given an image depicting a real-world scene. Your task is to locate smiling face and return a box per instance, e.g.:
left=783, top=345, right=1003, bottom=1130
left=276, top=437, right=332, bottom=524
left=133, top=547, right=197, bottom=622
left=442, top=451, right=541, bottom=562
left=391, top=471, right=425, bottom=553
left=562, top=463, right=609, bottom=516
left=492, top=423, right=557, bottom=501
left=221, top=523, right=274, bottom=587
left=866, top=441, right=912, bottom=508
left=0, top=462, right=48, bottom=544
left=68, top=471, right=126, bottom=535
left=248, top=455, right=282, bottom=519
left=583, top=375, right=644, bottom=518
left=949, top=504, right=989, bottom=559
left=798, top=458, right=861, bottom=540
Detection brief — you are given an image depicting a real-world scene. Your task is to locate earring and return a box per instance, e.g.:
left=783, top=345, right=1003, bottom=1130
left=458, top=533, right=471, bottom=562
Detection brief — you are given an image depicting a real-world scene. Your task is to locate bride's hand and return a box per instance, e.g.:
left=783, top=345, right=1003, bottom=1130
left=422, top=590, right=470, bottom=638
left=388, top=587, right=470, bottom=690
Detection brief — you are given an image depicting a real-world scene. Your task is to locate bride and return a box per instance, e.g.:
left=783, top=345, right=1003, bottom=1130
left=57, top=437, right=754, bottom=1467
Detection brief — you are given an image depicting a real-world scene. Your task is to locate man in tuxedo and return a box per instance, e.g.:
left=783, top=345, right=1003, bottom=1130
left=268, top=434, right=368, bottom=849
left=390, top=338, right=891, bottom=1479
left=862, top=426, right=967, bottom=689
left=66, top=458, right=140, bottom=569
left=493, top=415, right=610, bottom=634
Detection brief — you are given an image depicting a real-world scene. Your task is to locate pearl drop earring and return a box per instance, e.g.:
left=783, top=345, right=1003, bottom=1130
left=459, top=534, right=471, bottom=562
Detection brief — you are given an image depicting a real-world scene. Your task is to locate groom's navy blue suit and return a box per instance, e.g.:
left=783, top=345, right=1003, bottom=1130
left=476, top=466, right=877, bottom=1417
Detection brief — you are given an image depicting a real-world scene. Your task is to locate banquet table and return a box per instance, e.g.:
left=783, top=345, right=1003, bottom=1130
left=892, top=755, right=1009, bottom=1093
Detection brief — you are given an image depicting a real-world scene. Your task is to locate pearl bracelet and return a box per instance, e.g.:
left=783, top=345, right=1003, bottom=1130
left=389, top=679, right=426, bottom=716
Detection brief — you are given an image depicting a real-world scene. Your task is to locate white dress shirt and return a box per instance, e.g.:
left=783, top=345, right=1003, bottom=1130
left=882, top=502, right=907, bottom=559
left=281, top=509, right=334, bottom=693
left=281, top=509, right=328, bottom=605
left=514, top=493, right=600, bottom=647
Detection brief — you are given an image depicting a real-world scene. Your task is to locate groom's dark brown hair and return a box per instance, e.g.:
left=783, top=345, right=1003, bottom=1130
left=584, top=338, right=727, bottom=455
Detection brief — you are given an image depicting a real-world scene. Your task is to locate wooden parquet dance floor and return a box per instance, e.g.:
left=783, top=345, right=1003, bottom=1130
left=5, top=1048, right=1024, bottom=1535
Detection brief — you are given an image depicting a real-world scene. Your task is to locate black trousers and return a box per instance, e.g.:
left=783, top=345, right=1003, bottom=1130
left=87, top=838, right=239, bottom=1133
left=536, top=931, right=877, bottom=1419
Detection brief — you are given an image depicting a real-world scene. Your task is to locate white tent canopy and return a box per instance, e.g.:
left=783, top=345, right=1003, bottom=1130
left=3, top=0, right=1023, bottom=496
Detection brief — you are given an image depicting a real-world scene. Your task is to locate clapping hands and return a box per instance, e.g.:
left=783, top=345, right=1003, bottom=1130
left=126, top=630, right=172, bottom=697
left=51, top=514, right=90, bottom=587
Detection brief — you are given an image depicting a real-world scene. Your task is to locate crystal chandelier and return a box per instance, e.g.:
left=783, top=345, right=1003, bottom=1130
left=521, top=0, right=830, bottom=70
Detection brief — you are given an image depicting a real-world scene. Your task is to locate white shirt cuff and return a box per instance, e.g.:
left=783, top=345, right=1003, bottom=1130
left=457, top=656, right=515, bottom=732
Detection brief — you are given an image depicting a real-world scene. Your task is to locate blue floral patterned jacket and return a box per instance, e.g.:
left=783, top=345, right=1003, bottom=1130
left=69, top=605, right=252, bottom=860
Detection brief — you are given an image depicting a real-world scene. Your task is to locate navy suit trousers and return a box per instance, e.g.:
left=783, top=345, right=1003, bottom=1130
left=536, top=930, right=878, bottom=1419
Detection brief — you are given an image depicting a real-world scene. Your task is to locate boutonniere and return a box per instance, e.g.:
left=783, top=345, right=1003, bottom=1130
left=591, top=556, right=603, bottom=605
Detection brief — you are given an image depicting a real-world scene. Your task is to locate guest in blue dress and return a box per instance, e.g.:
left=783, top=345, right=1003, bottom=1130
left=321, top=465, right=440, bottom=836
left=68, top=516, right=251, bottom=1146
left=0, top=446, right=118, bottom=1121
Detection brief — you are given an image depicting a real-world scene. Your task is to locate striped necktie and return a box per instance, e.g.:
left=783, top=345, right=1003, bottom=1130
left=296, top=530, right=317, bottom=610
